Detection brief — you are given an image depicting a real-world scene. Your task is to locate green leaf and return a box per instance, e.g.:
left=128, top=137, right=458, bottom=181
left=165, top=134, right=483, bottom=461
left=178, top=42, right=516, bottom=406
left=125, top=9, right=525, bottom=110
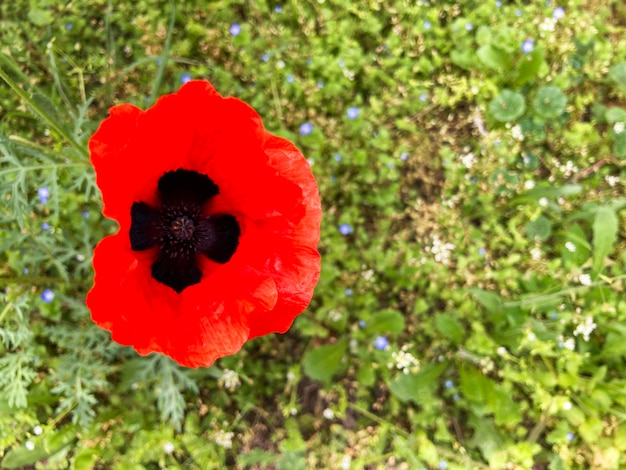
left=459, top=366, right=521, bottom=426
left=488, top=90, right=526, bottom=122
left=434, top=313, right=465, bottom=344
left=532, top=86, right=567, bottom=119
left=1, top=426, right=76, bottom=469
left=561, top=223, right=591, bottom=267
left=477, top=44, right=511, bottom=72
left=388, top=362, right=447, bottom=404
left=579, top=416, right=604, bottom=444
left=613, top=130, right=626, bottom=157
left=513, top=49, right=545, bottom=86
left=302, top=340, right=347, bottom=382
left=521, top=184, right=582, bottom=200
left=526, top=216, right=552, bottom=242
left=592, top=207, right=618, bottom=273
left=608, top=62, right=626, bottom=92
left=605, top=107, right=626, bottom=123
left=27, top=8, right=53, bottom=26
left=469, top=288, right=502, bottom=313
left=364, top=309, right=405, bottom=336
left=357, top=364, right=376, bottom=387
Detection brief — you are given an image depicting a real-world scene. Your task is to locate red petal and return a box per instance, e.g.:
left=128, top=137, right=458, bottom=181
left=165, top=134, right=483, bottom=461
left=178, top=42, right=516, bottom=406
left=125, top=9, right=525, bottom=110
left=87, top=80, right=321, bottom=366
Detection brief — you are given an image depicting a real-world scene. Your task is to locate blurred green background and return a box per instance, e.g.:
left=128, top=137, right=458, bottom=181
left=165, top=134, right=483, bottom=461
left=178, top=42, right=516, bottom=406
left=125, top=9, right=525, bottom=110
left=2, top=0, right=626, bottom=468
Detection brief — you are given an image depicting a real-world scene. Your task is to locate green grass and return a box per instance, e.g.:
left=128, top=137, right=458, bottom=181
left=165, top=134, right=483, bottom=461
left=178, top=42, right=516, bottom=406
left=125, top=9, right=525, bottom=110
left=2, top=0, right=626, bottom=468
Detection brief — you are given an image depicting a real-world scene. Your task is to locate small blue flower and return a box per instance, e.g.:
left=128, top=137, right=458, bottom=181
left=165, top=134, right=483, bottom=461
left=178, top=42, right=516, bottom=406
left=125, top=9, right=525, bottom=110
left=439, top=461, right=448, bottom=470
left=373, top=336, right=389, bottom=350
left=345, top=288, right=353, bottom=296
left=229, top=23, right=241, bottom=36
left=41, top=289, right=55, bottom=303
left=81, top=210, right=90, bottom=219
left=262, top=53, right=269, bottom=62
left=419, top=93, right=428, bottom=102
left=424, top=20, right=432, bottom=30
left=65, top=23, right=73, bottom=30
left=522, top=39, right=535, bottom=54
left=553, top=6, right=565, bottom=19
left=38, top=186, right=50, bottom=204
left=41, top=222, right=50, bottom=231
left=515, top=9, right=522, bottom=16
left=181, top=73, right=192, bottom=84
left=478, top=247, right=486, bottom=256
left=22, top=268, right=29, bottom=274
left=453, top=394, right=460, bottom=401
left=495, top=0, right=502, bottom=6
left=286, top=74, right=294, bottom=83
left=334, top=153, right=342, bottom=162
left=338, top=59, right=345, bottom=68
left=274, top=5, right=283, bottom=13
left=358, top=320, right=366, bottom=327
left=339, top=223, right=353, bottom=236
left=444, top=380, right=454, bottom=389
left=465, top=22, right=473, bottom=31
left=550, top=312, right=558, bottom=320
left=316, top=81, right=324, bottom=89
left=299, top=122, right=313, bottom=135
left=347, top=107, right=359, bottom=119
left=566, top=432, right=574, bottom=442
left=400, top=152, right=409, bottom=161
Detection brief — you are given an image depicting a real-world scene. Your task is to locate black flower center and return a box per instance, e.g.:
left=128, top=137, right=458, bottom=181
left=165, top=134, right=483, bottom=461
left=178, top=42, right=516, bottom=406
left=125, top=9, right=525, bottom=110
left=129, top=169, right=240, bottom=293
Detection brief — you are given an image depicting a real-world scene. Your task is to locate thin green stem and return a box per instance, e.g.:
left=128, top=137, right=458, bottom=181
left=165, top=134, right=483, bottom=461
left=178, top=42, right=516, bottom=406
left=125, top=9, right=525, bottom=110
left=0, top=162, right=86, bottom=178
left=502, top=274, right=626, bottom=308
left=0, top=66, right=89, bottom=160
left=149, top=0, right=176, bottom=104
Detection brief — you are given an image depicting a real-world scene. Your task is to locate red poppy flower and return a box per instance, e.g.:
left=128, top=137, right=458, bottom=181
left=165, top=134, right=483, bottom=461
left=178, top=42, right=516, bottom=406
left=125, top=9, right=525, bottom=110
left=87, top=80, right=321, bottom=368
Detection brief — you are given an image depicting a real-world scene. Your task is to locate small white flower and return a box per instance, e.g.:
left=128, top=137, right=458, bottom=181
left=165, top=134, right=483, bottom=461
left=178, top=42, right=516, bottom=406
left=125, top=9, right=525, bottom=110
left=323, top=408, right=335, bottom=420
left=573, top=316, right=596, bottom=341
left=511, top=124, right=524, bottom=140
left=25, top=440, right=35, bottom=451
left=277, top=60, right=286, bottom=69
left=538, top=197, right=549, bottom=207
left=286, top=371, right=296, bottom=382
left=307, top=158, right=315, bottom=166
left=539, top=18, right=556, bottom=32
left=163, top=442, right=175, bottom=454
left=341, top=455, right=352, bottom=470
left=328, top=309, right=343, bottom=322
left=220, top=369, right=241, bottom=392
left=361, top=265, right=375, bottom=282
left=430, top=235, right=455, bottom=265
left=578, top=274, right=592, bottom=286
left=614, top=122, right=625, bottom=134
left=605, top=175, right=620, bottom=187
left=496, top=346, right=507, bottom=356
left=565, top=241, right=576, bottom=253
left=389, top=350, right=420, bottom=374
left=524, top=180, right=535, bottom=189
left=527, top=332, right=536, bottom=342
left=215, top=430, right=235, bottom=449
left=33, top=425, right=43, bottom=436
left=563, top=338, right=576, bottom=351
left=563, top=401, right=572, bottom=411
left=460, top=152, right=476, bottom=169
left=289, top=407, right=298, bottom=416
left=530, top=247, right=542, bottom=260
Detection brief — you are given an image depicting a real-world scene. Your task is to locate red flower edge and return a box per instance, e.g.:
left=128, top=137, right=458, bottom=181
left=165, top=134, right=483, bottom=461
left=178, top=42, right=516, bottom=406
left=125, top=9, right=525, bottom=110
left=87, top=80, right=321, bottom=368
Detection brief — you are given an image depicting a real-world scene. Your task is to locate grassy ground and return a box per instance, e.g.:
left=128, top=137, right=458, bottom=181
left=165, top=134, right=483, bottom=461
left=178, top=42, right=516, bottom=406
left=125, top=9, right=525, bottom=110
left=2, top=0, right=626, bottom=468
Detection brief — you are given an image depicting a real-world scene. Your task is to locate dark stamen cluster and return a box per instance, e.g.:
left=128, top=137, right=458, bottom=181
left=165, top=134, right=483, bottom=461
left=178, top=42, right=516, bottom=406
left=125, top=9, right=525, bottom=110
left=130, top=169, right=240, bottom=293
